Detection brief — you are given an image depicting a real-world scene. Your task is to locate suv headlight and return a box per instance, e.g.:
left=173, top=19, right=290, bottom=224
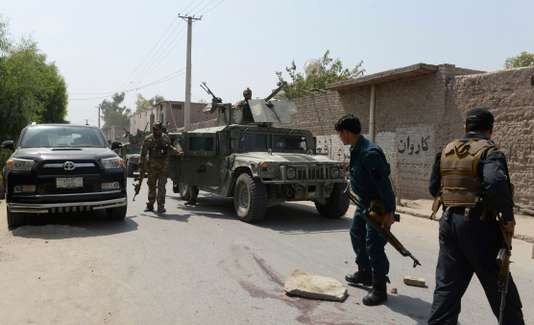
left=101, top=157, right=125, bottom=169
left=6, top=158, right=35, bottom=172
left=330, top=166, right=342, bottom=179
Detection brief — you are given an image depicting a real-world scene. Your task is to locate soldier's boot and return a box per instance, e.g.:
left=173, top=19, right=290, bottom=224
left=345, top=268, right=372, bottom=286
left=144, top=204, right=154, bottom=212
left=362, top=275, right=388, bottom=306
left=157, top=206, right=166, bottom=214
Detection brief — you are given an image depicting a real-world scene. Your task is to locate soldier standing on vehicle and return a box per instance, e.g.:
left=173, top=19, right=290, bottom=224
left=335, top=114, right=396, bottom=306
left=236, top=87, right=254, bottom=124
left=139, top=122, right=182, bottom=214
left=427, top=108, right=524, bottom=324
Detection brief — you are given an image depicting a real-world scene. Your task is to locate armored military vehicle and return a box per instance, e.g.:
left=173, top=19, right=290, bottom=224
left=120, top=128, right=147, bottom=177
left=168, top=83, right=349, bottom=222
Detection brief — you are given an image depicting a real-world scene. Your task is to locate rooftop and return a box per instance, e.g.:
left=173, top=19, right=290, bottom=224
left=327, top=63, right=439, bottom=92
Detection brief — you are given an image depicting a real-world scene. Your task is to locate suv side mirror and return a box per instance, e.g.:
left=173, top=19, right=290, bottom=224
left=1, top=140, right=14, bottom=151
left=111, top=141, right=122, bottom=150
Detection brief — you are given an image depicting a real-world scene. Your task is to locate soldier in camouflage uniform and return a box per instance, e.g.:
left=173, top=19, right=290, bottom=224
left=236, top=87, right=254, bottom=124
left=140, top=122, right=182, bottom=213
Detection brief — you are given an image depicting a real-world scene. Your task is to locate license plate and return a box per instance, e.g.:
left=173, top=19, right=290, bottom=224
left=56, top=177, right=83, bottom=189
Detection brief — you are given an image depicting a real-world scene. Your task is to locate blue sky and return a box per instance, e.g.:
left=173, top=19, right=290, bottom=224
left=2, top=0, right=533, bottom=125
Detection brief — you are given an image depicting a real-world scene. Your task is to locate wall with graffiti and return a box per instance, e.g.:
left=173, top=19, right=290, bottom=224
left=394, top=127, right=434, bottom=198
left=315, top=127, right=434, bottom=199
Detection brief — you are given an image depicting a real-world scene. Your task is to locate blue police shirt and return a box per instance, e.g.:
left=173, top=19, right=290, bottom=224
left=349, top=136, right=396, bottom=213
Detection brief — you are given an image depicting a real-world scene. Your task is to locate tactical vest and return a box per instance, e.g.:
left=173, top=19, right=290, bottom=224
left=148, top=137, right=170, bottom=160
left=439, top=138, right=497, bottom=207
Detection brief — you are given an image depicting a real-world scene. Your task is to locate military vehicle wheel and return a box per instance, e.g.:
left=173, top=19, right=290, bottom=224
left=233, top=173, right=266, bottom=222
left=315, top=183, right=349, bottom=219
left=7, top=210, right=29, bottom=229
left=178, top=183, right=199, bottom=202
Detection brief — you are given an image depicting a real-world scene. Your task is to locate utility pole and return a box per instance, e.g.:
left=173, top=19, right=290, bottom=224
left=97, top=104, right=101, bottom=128
left=178, top=14, right=201, bottom=131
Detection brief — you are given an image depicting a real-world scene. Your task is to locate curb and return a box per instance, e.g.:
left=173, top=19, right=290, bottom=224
left=397, top=207, right=534, bottom=245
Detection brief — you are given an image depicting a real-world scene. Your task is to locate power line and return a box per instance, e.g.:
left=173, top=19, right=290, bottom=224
left=131, top=23, right=186, bottom=83
left=69, top=68, right=186, bottom=101
left=192, top=0, right=225, bottom=16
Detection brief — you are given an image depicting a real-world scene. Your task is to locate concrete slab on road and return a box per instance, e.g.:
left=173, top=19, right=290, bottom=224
left=0, top=181, right=532, bottom=324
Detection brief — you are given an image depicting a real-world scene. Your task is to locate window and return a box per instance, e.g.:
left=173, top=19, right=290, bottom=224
left=238, top=134, right=268, bottom=152
left=20, top=126, right=107, bottom=148
left=189, top=136, right=215, bottom=151
left=271, top=135, right=307, bottom=152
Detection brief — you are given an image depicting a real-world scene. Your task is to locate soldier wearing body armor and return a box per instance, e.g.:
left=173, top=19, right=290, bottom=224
left=139, top=122, right=181, bottom=213
left=236, top=87, right=254, bottom=124
left=428, top=108, right=524, bottom=324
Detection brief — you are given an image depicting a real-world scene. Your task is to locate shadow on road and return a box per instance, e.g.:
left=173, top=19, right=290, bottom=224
left=142, top=212, right=192, bottom=223
left=169, top=193, right=352, bottom=234
left=11, top=212, right=139, bottom=239
left=385, top=294, right=432, bottom=325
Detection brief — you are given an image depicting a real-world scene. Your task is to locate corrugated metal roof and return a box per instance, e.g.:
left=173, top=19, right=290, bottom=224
left=327, top=63, right=439, bottom=91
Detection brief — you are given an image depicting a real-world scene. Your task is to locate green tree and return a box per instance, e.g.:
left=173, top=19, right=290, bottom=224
left=0, top=19, right=68, bottom=141
left=98, top=92, right=131, bottom=128
left=505, top=51, right=534, bottom=68
left=135, top=94, right=165, bottom=112
left=276, top=50, right=365, bottom=99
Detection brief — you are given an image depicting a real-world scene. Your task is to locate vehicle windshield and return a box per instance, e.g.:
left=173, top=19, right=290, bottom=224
left=238, top=133, right=268, bottom=152
left=272, top=135, right=307, bottom=152
left=125, top=143, right=141, bottom=154
left=236, top=133, right=308, bottom=153
left=19, top=126, right=107, bottom=148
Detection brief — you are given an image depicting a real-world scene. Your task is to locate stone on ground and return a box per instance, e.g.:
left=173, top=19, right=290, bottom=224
left=403, top=276, right=427, bottom=288
left=284, top=269, right=348, bottom=302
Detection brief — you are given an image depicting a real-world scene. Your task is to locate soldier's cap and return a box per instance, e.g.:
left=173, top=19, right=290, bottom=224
left=152, top=122, right=164, bottom=130
left=243, top=88, right=252, bottom=96
left=466, top=107, right=494, bottom=131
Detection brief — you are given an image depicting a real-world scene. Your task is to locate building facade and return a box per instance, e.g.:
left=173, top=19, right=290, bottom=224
left=281, top=63, right=534, bottom=214
left=129, top=100, right=215, bottom=134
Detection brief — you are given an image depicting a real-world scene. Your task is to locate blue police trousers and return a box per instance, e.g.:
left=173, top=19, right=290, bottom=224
left=428, top=210, right=524, bottom=325
left=350, top=206, right=389, bottom=276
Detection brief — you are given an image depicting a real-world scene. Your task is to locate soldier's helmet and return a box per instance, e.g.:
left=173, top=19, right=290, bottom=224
left=243, top=87, right=252, bottom=99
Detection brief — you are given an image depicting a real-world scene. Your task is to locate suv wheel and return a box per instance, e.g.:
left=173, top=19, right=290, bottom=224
left=315, top=183, right=349, bottom=219
left=107, top=205, right=127, bottom=221
left=7, top=210, right=28, bottom=229
left=233, top=173, right=266, bottom=222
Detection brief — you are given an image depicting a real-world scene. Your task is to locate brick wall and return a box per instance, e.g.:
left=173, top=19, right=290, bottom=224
left=277, top=91, right=346, bottom=136
left=447, top=67, right=534, bottom=213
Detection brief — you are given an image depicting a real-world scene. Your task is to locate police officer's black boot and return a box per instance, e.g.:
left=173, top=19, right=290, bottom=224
left=362, top=275, right=388, bottom=306
left=157, top=206, right=166, bottom=214
left=144, top=204, right=154, bottom=212
left=345, top=268, right=372, bottom=286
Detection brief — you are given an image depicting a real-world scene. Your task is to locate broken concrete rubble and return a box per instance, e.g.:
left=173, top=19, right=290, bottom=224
left=284, top=270, right=348, bottom=302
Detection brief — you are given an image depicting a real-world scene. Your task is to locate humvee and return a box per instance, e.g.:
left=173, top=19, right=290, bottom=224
left=167, top=83, right=349, bottom=222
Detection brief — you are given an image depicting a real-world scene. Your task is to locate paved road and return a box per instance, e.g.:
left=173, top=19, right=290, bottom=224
left=0, top=179, right=532, bottom=324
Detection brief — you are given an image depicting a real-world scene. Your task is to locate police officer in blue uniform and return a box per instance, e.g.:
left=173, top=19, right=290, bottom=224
left=428, top=107, right=525, bottom=324
left=335, top=114, right=396, bottom=306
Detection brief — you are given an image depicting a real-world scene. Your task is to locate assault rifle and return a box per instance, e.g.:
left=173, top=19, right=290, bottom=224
left=345, top=186, right=421, bottom=268
left=497, top=217, right=512, bottom=325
